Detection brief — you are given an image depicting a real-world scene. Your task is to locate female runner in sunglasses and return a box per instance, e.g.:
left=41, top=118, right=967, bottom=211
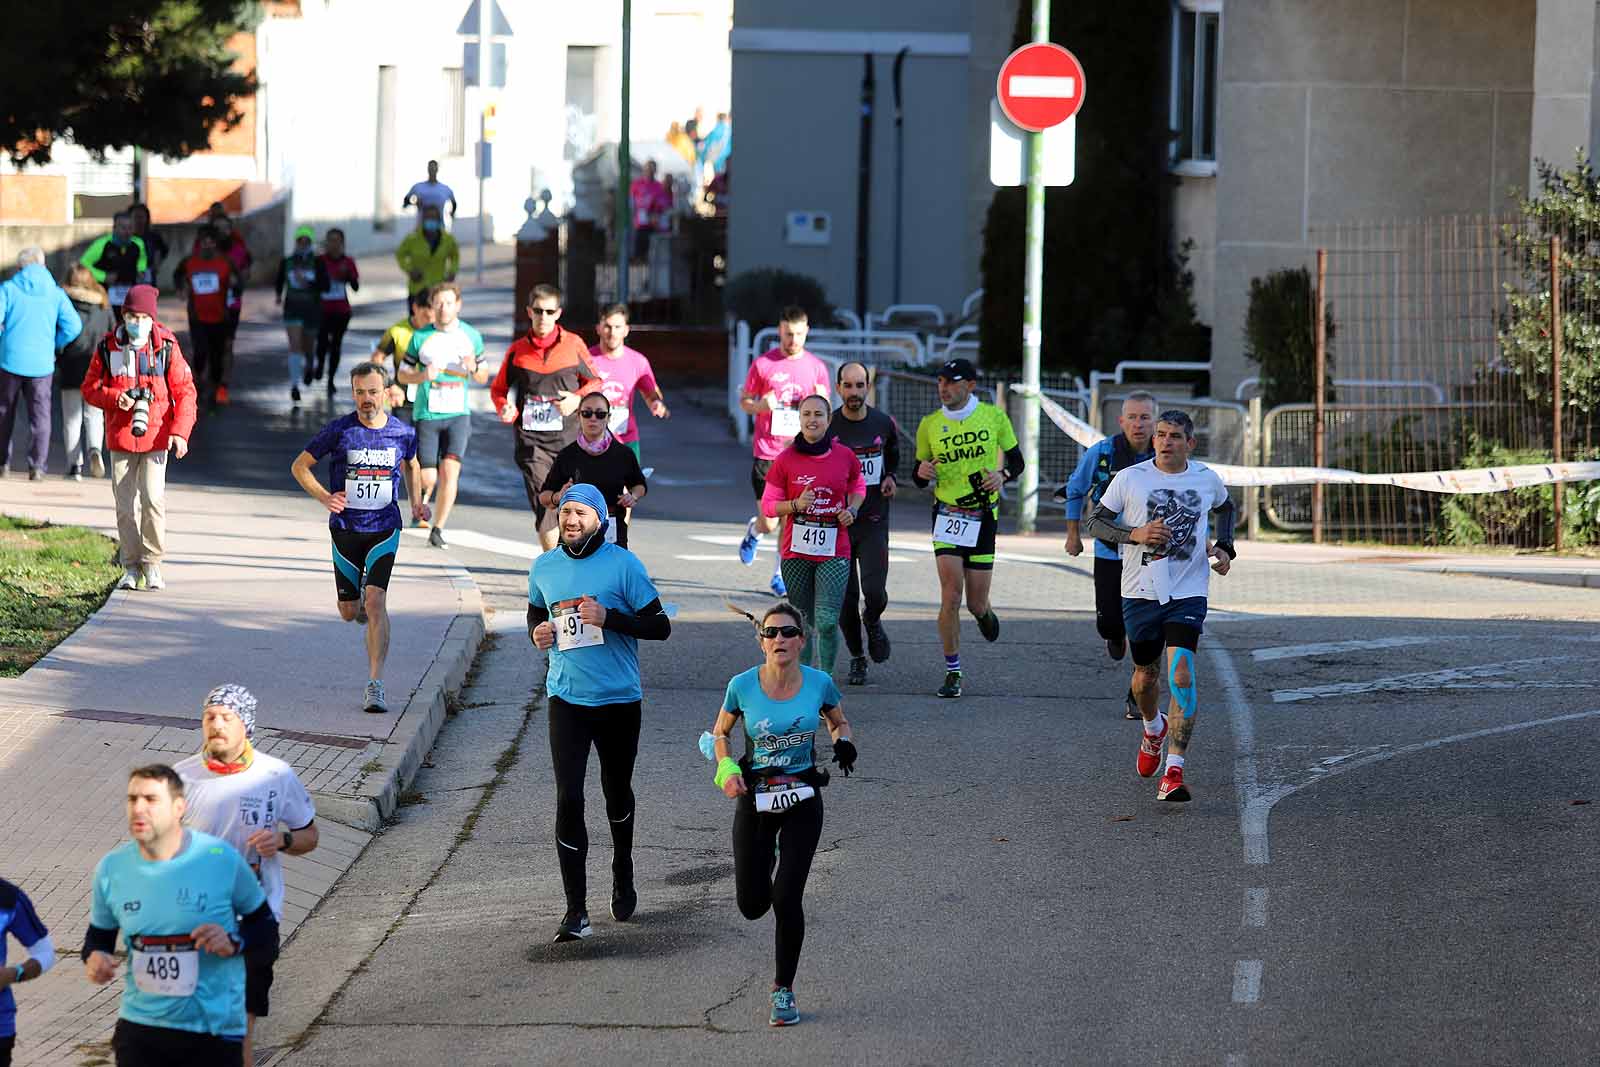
left=538, top=391, right=648, bottom=548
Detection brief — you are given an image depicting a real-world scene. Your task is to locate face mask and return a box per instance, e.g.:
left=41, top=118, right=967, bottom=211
left=124, top=320, right=153, bottom=347
left=423, top=220, right=441, bottom=233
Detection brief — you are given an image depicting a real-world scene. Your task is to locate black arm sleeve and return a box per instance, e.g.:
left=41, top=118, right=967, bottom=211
left=1211, top=497, right=1238, bottom=558
left=1003, top=445, right=1025, bottom=482
left=237, top=901, right=279, bottom=967
left=602, top=597, right=671, bottom=641
left=81, top=924, right=118, bottom=961
left=528, top=603, right=550, bottom=644
left=912, top=462, right=931, bottom=489
left=884, top=421, right=902, bottom=480
left=1081, top=502, right=1134, bottom=545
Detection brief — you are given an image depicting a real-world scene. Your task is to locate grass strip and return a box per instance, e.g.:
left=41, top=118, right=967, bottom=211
left=0, top=514, right=120, bottom=676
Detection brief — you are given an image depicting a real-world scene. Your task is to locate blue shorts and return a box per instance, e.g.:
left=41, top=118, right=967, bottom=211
left=1121, top=596, right=1206, bottom=665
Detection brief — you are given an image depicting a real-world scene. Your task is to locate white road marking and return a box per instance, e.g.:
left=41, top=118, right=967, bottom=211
left=1211, top=644, right=1291, bottom=866
left=1243, top=888, right=1268, bottom=928
left=652, top=475, right=734, bottom=486
left=1271, top=656, right=1583, bottom=703
left=1251, top=636, right=1435, bottom=662
left=404, top=526, right=537, bottom=560
left=1232, top=960, right=1264, bottom=1004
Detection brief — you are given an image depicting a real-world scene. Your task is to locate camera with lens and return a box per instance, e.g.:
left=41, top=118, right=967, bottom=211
left=125, top=386, right=154, bottom=437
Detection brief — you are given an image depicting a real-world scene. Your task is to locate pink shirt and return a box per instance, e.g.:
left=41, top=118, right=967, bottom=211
left=742, top=348, right=831, bottom=461
left=760, top=441, right=867, bottom=560
left=585, top=344, right=660, bottom=444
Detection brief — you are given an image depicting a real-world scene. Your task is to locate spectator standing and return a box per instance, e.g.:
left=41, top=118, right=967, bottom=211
left=667, top=121, right=696, bottom=165
left=403, top=160, right=457, bottom=220
left=315, top=228, right=361, bottom=391
left=0, top=247, right=83, bottom=479
left=396, top=206, right=459, bottom=298
left=173, top=227, right=235, bottom=408
left=699, top=112, right=732, bottom=183
left=80, top=284, right=197, bottom=591
left=78, top=211, right=148, bottom=309
left=129, top=203, right=169, bottom=288
left=57, top=265, right=114, bottom=480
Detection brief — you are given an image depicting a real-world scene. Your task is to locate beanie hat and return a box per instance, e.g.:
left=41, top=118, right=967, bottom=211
left=122, top=284, right=159, bottom=317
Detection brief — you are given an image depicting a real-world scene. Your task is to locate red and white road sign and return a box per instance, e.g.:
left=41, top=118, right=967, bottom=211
left=996, top=43, right=1086, bottom=133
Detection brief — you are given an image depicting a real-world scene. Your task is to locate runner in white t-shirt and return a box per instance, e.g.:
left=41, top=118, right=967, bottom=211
left=175, top=685, right=318, bottom=1067
left=1083, top=410, right=1237, bottom=804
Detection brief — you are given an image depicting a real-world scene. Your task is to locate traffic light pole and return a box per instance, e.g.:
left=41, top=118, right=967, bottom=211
left=1017, top=0, right=1048, bottom=534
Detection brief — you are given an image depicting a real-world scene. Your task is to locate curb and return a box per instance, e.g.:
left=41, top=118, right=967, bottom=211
left=313, top=561, right=487, bottom=832
left=1434, top=567, right=1600, bottom=590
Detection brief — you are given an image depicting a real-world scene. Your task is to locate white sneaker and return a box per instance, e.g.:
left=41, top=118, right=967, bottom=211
left=116, top=569, right=140, bottom=590
left=363, top=679, right=388, bottom=714
left=88, top=450, right=106, bottom=479
left=141, top=566, right=164, bottom=590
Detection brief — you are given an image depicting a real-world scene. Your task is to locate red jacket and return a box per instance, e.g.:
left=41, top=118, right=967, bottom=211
left=81, top=323, right=198, bottom=453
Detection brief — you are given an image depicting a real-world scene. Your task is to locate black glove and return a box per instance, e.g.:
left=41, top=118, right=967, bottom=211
left=831, top=738, right=857, bottom=777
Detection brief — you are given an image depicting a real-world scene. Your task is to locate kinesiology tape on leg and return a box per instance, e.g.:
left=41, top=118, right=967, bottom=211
left=1168, top=648, right=1198, bottom=718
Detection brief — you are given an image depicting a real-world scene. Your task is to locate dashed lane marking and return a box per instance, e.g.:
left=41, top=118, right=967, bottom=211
left=1243, top=888, right=1268, bottom=928
left=1251, top=636, right=1436, bottom=661
left=1232, top=960, right=1263, bottom=1004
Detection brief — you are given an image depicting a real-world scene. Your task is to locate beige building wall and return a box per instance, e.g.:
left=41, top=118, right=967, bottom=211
left=1204, top=0, right=1547, bottom=397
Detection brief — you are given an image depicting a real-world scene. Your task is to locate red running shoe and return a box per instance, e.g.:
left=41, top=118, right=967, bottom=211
left=214, top=384, right=231, bottom=406
left=1156, top=766, right=1191, bottom=802
left=1137, top=718, right=1167, bottom=778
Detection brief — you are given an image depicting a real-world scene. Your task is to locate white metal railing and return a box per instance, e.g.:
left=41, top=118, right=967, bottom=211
left=960, top=287, right=984, bottom=320
left=831, top=308, right=863, bottom=331
left=866, top=302, right=947, bottom=332
left=727, top=321, right=930, bottom=433
left=928, top=323, right=978, bottom=361
left=1232, top=375, right=1447, bottom=404
left=1087, top=360, right=1213, bottom=421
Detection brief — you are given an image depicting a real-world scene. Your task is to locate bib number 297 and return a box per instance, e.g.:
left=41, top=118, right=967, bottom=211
left=934, top=506, right=981, bottom=548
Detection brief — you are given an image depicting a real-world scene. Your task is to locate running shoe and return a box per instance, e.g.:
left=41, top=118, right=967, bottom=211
left=116, top=569, right=140, bottom=591
left=769, top=986, right=800, bottom=1027
left=303, top=364, right=316, bottom=385
left=355, top=599, right=368, bottom=625
left=554, top=909, right=592, bottom=942
left=1137, top=718, right=1168, bottom=778
left=1156, top=766, right=1191, bottom=802
left=847, top=656, right=867, bottom=686
left=66, top=463, right=82, bottom=481
left=141, top=565, right=164, bottom=590
left=1107, top=637, right=1126, bottom=661
left=28, top=468, right=41, bottom=481
left=610, top=878, right=637, bottom=923
left=89, top=450, right=106, bottom=478
left=213, top=385, right=230, bottom=407
left=936, top=670, right=963, bottom=699
left=738, top=525, right=759, bottom=566
left=977, top=609, right=1000, bottom=642
left=866, top=621, right=891, bottom=663
left=770, top=573, right=787, bottom=598
left=1124, top=688, right=1140, bottom=721
left=291, top=385, right=301, bottom=404
left=363, top=679, right=388, bottom=714
left=413, top=514, right=430, bottom=528
left=429, top=526, right=447, bottom=549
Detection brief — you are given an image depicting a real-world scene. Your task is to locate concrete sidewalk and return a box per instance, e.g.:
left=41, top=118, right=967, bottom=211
left=0, top=476, right=485, bottom=1065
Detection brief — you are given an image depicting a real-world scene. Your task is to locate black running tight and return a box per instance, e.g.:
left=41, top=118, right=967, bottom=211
left=733, top=790, right=823, bottom=987
left=549, top=695, right=640, bottom=911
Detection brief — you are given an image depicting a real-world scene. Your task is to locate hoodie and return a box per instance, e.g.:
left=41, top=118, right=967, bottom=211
left=0, top=263, right=83, bottom=377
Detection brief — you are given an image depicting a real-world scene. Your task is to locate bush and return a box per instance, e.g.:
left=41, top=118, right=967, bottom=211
left=1435, top=434, right=1600, bottom=547
left=1244, top=267, right=1335, bottom=408
left=723, top=268, right=835, bottom=330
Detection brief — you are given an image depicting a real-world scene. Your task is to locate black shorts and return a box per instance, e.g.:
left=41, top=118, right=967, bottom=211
left=1123, top=596, right=1206, bottom=666
left=331, top=528, right=401, bottom=600
left=224, top=307, right=242, bottom=339
left=751, top=459, right=775, bottom=500
left=416, top=414, right=472, bottom=467
left=515, top=439, right=563, bottom=531
left=111, top=1019, right=243, bottom=1067
left=246, top=957, right=273, bottom=1017
left=930, top=505, right=998, bottom=570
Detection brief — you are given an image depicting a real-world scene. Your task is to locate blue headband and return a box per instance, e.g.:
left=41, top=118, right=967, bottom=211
left=558, top=483, right=610, bottom=535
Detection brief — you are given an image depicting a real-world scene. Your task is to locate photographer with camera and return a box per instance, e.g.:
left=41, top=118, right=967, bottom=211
left=82, top=284, right=198, bottom=591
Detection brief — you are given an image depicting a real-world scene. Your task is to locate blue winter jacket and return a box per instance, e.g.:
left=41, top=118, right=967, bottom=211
left=0, top=263, right=82, bottom=377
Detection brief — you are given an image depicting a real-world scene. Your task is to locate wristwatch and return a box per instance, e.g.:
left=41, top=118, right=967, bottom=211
left=281, top=830, right=294, bottom=852
left=12, top=963, right=24, bottom=983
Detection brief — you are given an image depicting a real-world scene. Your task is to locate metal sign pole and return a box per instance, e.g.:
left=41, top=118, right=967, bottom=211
left=1017, top=0, right=1049, bottom=534
left=475, top=0, right=490, bottom=282
left=616, top=0, right=632, bottom=306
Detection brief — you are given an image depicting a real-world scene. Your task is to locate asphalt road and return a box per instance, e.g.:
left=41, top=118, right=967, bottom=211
left=66, top=283, right=1600, bottom=1064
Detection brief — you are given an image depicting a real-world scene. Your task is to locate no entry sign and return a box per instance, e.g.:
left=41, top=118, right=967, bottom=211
left=996, top=43, right=1086, bottom=132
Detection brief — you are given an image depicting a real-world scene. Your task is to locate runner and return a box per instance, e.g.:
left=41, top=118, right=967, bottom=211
left=291, top=361, right=428, bottom=714
left=175, top=685, right=319, bottom=1067
left=761, top=394, right=865, bottom=674
left=403, top=160, right=458, bottom=220
left=587, top=303, right=670, bottom=462
left=737, top=306, right=831, bottom=597
left=397, top=282, right=488, bottom=549
left=83, top=764, right=278, bottom=1067
left=710, top=601, right=856, bottom=1027
left=128, top=204, right=169, bottom=289
left=375, top=291, right=432, bottom=424
left=274, top=225, right=328, bottom=405
left=314, top=228, right=361, bottom=392
left=527, top=484, right=673, bottom=941
left=172, top=226, right=234, bottom=409
left=539, top=392, right=649, bottom=549
left=78, top=211, right=147, bottom=311
left=1081, top=409, right=1237, bottom=802
left=912, top=358, right=1023, bottom=699
left=1, top=878, right=54, bottom=1067
left=491, top=283, right=598, bottom=552
left=826, top=361, right=899, bottom=685
left=395, top=205, right=459, bottom=298
left=210, top=215, right=252, bottom=408
left=1063, top=391, right=1156, bottom=718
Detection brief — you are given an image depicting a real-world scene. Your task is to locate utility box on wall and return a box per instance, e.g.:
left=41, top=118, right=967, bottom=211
left=784, top=210, right=831, bottom=246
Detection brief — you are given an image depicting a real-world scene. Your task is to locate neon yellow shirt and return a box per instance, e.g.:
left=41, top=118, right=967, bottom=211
left=914, top=402, right=1018, bottom=512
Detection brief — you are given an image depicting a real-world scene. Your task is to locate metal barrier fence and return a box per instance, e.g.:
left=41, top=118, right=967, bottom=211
left=1097, top=396, right=1248, bottom=467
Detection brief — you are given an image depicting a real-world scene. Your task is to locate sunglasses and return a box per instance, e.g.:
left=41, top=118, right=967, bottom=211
left=760, top=625, right=804, bottom=639
left=529, top=307, right=560, bottom=316
left=578, top=409, right=610, bottom=419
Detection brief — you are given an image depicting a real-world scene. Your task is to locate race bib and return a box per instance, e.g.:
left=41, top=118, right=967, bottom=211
left=290, top=267, right=315, bottom=289
left=604, top=519, right=618, bottom=544
left=429, top=380, right=466, bottom=414
left=608, top=405, right=630, bottom=436
left=521, top=397, right=563, bottom=432
left=190, top=271, right=220, bottom=295
left=131, top=941, right=199, bottom=997
left=552, top=597, right=604, bottom=651
left=934, top=504, right=982, bottom=548
left=856, top=447, right=883, bottom=486
left=323, top=281, right=347, bottom=301
left=345, top=474, right=393, bottom=510
left=770, top=407, right=801, bottom=438
left=791, top=517, right=838, bottom=558
left=108, top=285, right=131, bottom=308
left=755, top=778, right=816, bottom=815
